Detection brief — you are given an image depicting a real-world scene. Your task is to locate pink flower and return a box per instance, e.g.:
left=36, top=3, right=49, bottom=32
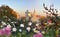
left=33, top=32, right=43, bottom=37
left=0, top=29, right=3, bottom=35
left=48, top=19, right=52, bottom=23
left=4, top=26, right=11, bottom=35
left=0, top=25, right=11, bottom=36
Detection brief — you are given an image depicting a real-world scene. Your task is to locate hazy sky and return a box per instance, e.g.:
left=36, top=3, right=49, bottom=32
left=0, top=0, right=60, bottom=14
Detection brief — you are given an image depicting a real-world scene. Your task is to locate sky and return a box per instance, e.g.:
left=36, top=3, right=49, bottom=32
left=0, top=0, right=60, bottom=15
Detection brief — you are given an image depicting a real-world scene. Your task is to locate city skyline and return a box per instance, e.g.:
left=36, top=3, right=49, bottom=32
left=0, top=0, right=60, bottom=15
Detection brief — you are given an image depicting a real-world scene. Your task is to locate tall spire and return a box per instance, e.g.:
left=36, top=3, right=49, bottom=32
left=34, top=9, right=36, bottom=13
left=33, top=8, right=37, bottom=15
left=32, top=8, right=37, bottom=17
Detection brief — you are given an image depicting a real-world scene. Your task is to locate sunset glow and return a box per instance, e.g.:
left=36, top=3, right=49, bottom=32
left=0, top=0, right=60, bottom=15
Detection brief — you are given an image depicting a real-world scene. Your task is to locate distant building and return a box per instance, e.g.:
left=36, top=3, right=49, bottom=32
left=25, top=10, right=29, bottom=17
left=25, top=10, right=31, bottom=21
left=31, top=9, right=46, bottom=22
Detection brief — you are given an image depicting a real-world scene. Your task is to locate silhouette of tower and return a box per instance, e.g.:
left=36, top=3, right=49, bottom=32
left=25, top=10, right=30, bottom=21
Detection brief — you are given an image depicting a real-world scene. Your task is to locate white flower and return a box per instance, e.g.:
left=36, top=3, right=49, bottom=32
left=3, top=16, right=7, bottom=18
left=8, top=19, right=11, bottom=21
left=59, top=28, right=60, bottom=30
left=44, top=23, right=47, bottom=25
left=1, top=25, right=3, bottom=28
left=14, top=22, right=17, bottom=23
left=33, top=28, right=36, bottom=31
left=28, top=22, right=32, bottom=26
left=11, top=22, right=14, bottom=24
left=33, top=28, right=40, bottom=33
left=12, top=28, right=17, bottom=32
left=36, top=23, right=39, bottom=26
left=26, top=27, right=31, bottom=31
left=42, top=31, right=45, bottom=34
left=19, top=29, right=22, bottom=32
left=20, top=24, right=24, bottom=27
left=1, top=21, right=6, bottom=25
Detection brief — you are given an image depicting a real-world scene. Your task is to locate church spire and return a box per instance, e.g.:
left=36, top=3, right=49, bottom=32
left=34, top=9, right=36, bottom=13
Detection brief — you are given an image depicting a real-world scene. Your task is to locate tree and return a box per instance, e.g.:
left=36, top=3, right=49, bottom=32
left=43, top=3, right=60, bottom=37
left=0, top=5, right=18, bottom=21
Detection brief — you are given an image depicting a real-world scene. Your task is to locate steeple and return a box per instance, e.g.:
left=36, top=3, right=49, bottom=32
left=33, top=9, right=37, bottom=16
left=34, top=9, right=36, bottom=13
